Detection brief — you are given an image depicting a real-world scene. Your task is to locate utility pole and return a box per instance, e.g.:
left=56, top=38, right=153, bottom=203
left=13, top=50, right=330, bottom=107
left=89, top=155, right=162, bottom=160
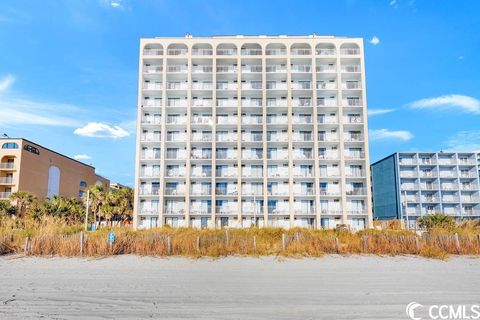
left=84, top=189, right=90, bottom=231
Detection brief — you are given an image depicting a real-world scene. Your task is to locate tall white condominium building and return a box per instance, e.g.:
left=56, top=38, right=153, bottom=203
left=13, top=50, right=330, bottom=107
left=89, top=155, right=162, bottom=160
left=134, top=34, right=373, bottom=230
left=372, top=152, right=480, bottom=227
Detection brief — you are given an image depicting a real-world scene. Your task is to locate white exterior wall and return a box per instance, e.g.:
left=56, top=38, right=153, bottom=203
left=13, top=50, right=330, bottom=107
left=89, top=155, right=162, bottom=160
left=134, top=34, right=373, bottom=230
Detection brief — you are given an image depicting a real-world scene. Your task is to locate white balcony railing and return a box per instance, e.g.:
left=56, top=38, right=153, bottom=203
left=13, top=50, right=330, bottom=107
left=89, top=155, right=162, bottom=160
left=316, top=49, right=336, bottom=56
left=340, top=48, right=360, bottom=55
left=143, top=49, right=163, bottom=56
left=0, top=192, right=12, bottom=199
left=0, top=177, right=13, bottom=184
left=0, top=163, right=15, bottom=169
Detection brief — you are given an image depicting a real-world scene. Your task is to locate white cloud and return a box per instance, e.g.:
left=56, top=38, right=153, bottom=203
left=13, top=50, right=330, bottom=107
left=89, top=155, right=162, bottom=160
left=0, top=97, right=82, bottom=127
left=389, top=0, right=399, bottom=8
left=101, top=0, right=123, bottom=9
left=368, top=108, right=395, bottom=116
left=0, top=74, right=15, bottom=93
left=458, top=55, right=464, bottom=60
left=409, top=94, right=480, bottom=114
left=445, top=130, right=480, bottom=152
left=74, top=122, right=130, bottom=139
left=370, top=129, right=413, bottom=141
left=73, top=154, right=92, bottom=161
left=369, top=36, right=380, bottom=46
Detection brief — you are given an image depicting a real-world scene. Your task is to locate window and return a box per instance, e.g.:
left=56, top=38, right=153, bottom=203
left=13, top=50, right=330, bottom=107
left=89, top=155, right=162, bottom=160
left=79, top=190, right=85, bottom=197
left=80, top=181, right=87, bottom=187
left=24, top=145, right=40, bottom=155
left=2, top=142, right=19, bottom=149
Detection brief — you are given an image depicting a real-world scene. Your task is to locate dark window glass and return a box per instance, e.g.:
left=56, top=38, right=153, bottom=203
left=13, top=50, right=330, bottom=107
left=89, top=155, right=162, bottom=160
left=2, top=143, right=19, bottom=149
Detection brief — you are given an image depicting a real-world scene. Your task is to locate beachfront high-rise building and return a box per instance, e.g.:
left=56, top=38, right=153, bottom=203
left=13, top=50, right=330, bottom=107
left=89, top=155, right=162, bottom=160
left=0, top=138, right=109, bottom=201
left=371, top=152, right=480, bottom=227
left=134, top=34, right=372, bottom=230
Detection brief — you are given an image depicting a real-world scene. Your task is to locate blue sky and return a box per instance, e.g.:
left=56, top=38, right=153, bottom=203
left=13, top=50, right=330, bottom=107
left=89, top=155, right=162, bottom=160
left=0, top=0, right=479, bottom=185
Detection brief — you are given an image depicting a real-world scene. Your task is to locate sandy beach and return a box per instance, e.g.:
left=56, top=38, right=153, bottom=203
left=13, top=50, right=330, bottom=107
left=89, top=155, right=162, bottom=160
left=0, top=255, right=479, bottom=319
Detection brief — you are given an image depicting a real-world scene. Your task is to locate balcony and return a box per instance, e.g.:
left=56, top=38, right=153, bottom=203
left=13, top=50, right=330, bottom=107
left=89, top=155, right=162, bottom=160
left=217, top=151, right=237, bottom=160
left=191, top=169, right=212, bottom=178
left=317, top=134, right=338, bottom=142
left=422, top=197, right=439, bottom=203
left=319, top=171, right=340, bottom=178
left=266, top=49, right=287, bottom=55
left=167, top=82, right=188, bottom=90
left=165, top=170, right=186, bottom=178
left=346, top=170, right=366, bottom=178
left=294, top=171, right=314, bottom=178
left=316, top=65, right=336, bottom=73
left=267, top=133, right=288, bottom=142
left=420, top=184, right=440, bottom=190
left=216, top=83, right=238, bottom=90
left=292, top=99, right=312, bottom=107
left=167, top=100, right=188, bottom=108
left=343, top=82, right=362, bottom=90
left=167, top=49, right=187, bottom=56
left=190, top=189, right=212, bottom=196
left=242, top=82, right=263, bottom=90
left=344, top=99, right=362, bottom=107
left=462, top=196, right=480, bottom=203
left=142, top=116, right=161, bottom=125
left=216, top=133, right=237, bottom=142
left=292, top=82, right=312, bottom=90
left=143, top=100, right=162, bottom=108
left=346, top=188, right=366, bottom=196
left=294, top=187, right=315, bottom=196
left=319, top=152, right=339, bottom=160
left=242, top=100, right=262, bottom=108
left=400, top=171, right=416, bottom=178
left=317, top=99, right=337, bottom=107
left=437, top=158, right=456, bottom=165
left=459, top=172, right=477, bottom=178
left=292, top=151, right=313, bottom=160
left=0, top=163, right=15, bottom=170
left=293, top=134, right=313, bottom=143
left=267, top=100, right=288, bottom=108
left=341, top=65, right=361, bottom=73
left=192, top=65, right=213, bottom=73
left=166, top=152, right=187, bottom=160
left=165, top=188, right=185, bottom=196
left=192, top=82, right=213, bottom=90
left=141, top=151, right=160, bottom=160
left=143, top=49, right=163, bottom=56
left=316, top=48, right=336, bottom=56
left=345, top=134, right=363, bottom=142
left=267, top=170, right=288, bottom=178
left=0, top=192, right=11, bottom=199
left=344, top=152, right=365, bottom=160
left=442, top=196, right=460, bottom=203
left=166, top=134, right=186, bottom=142
left=340, top=48, right=360, bottom=55
left=191, top=133, right=212, bottom=142
left=192, top=100, right=212, bottom=108
left=143, top=66, right=163, bottom=74
left=266, top=116, right=288, bottom=125
left=216, top=187, right=238, bottom=196
left=0, top=177, right=13, bottom=184
left=268, top=152, right=289, bottom=160
left=344, top=116, right=363, bottom=124
left=319, top=189, right=342, bottom=196
left=292, top=117, right=313, bottom=125
left=419, top=172, right=436, bottom=178
left=141, top=134, right=161, bottom=142
left=216, top=116, right=237, bottom=125
left=316, top=82, right=337, bottom=90
left=166, top=65, right=188, bottom=73
left=291, top=65, right=312, bottom=73
left=190, top=151, right=211, bottom=160
left=241, top=49, right=262, bottom=56
left=190, top=207, right=211, bottom=215
left=216, top=65, right=237, bottom=73
left=143, top=83, right=163, bottom=90
left=217, top=49, right=237, bottom=56
left=139, top=188, right=160, bottom=196
left=439, top=171, right=457, bottom=178
left=166, top=117, right=187, bottom=125
left=242, top=133, right=263, bottom=143
left=242, top=116, right=262, bottom=125
left=192, top=116, right=213, bottom=125
left=291, top=49, right=311, bottom=55
left=241, top=65, right=262, bottom=73
left=266, top=82, right=288, bottom=90
left=266, top=65, right=287, bottom=73
left=192, top=49, right=213, bottom=55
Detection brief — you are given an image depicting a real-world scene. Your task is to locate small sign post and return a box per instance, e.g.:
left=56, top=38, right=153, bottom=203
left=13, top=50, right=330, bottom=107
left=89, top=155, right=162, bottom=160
left=107, top=231, right=116, bottom=253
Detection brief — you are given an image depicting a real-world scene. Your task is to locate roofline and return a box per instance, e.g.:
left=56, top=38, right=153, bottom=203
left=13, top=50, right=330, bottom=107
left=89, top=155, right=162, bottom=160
left=1, top=138, right=96, bottom=170
left=140, top=34, right=364, bottom=40
left=371, top=152, right=397, bottom=167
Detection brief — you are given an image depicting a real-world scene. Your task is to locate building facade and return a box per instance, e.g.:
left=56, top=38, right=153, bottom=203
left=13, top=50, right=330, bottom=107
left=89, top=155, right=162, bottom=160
left=371, top=152, right=480, bottom=227
left=0, top=138, right=109, bottom=201
left=134, top=35, right=372, bottom=230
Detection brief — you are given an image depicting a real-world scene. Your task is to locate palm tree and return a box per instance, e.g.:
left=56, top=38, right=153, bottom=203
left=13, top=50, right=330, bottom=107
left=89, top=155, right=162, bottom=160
left=85, top=185, right=107, bottom=227
left=418, top=213, right=455, bottom=230
left=9, top=191, right=36, bottom=218
left=112, top=187, right=133, bottom=223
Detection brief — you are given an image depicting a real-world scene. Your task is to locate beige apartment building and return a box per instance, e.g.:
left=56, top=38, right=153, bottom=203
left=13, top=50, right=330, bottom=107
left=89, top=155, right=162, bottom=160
left=134, top=34, right=372, bottom=230
left=0, top=138, right=109, bottom=201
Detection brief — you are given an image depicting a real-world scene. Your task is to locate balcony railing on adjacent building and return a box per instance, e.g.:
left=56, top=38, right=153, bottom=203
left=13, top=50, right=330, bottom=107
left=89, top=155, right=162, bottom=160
left=0, top=177, right=13, bottom=184
left=0, top=163, right=15, bottom=169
